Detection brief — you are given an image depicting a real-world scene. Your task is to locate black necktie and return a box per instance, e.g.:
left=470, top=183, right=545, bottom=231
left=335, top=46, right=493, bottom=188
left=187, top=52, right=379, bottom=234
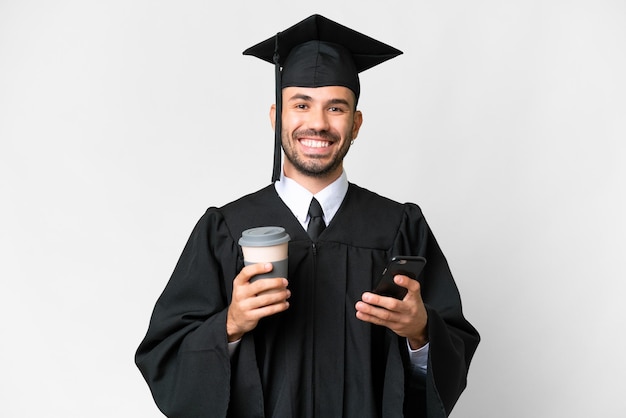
left=307, top=198, right=326, bottom=240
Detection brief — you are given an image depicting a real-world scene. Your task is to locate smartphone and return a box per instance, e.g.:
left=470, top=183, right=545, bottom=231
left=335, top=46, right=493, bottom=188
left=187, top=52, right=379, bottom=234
left=373, top=256, right=427, bottom=300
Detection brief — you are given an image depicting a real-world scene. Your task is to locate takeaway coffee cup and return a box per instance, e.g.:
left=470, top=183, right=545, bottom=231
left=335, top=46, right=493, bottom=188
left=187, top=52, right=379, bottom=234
left=239, top=226, right=290, bottom=281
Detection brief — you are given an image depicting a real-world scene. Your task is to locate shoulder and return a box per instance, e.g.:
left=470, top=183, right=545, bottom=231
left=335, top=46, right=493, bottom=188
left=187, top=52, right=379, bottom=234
left=346, top=183, right=399, bottom=207
left=203, top=185, right=296, bottom=242
left=327, top=184, right=427, bottom=248
left=347, top=183, right=425, bottom=220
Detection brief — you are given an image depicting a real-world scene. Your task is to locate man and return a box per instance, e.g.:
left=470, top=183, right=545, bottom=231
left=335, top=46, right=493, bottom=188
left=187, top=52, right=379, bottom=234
left=136, top=14, right=479, bottom=418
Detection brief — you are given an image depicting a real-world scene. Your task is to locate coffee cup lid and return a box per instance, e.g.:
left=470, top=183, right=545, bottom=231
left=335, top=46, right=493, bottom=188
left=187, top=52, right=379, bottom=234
left=239, top=226, right=291, bottom=247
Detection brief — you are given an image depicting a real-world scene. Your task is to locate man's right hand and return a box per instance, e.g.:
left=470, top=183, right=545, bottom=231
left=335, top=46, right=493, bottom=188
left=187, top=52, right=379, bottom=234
left=226, top=263, right=290, bottom=342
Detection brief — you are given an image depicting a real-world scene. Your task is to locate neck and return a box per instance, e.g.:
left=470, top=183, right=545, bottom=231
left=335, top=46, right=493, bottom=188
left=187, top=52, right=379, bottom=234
left=283, top=163, right=342, bottom=195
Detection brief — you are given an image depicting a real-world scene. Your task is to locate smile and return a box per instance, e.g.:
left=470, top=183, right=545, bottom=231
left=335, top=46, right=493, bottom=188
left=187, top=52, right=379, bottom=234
left=299, top=139, right=332, bottom=148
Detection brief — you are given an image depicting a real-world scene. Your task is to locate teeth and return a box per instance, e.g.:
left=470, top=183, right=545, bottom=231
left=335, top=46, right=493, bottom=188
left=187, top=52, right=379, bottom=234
left=301, top=139, right=330, bottom=148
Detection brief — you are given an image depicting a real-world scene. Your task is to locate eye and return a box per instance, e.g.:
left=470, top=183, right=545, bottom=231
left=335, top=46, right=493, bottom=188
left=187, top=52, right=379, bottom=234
left=328, top=106, right=344, bottom=113
left=295, top=103, right=308, bottom=110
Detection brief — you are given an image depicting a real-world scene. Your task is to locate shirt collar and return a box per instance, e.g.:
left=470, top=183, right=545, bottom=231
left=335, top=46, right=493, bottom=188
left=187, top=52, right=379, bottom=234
left=274, top=170, right=349, bottom=228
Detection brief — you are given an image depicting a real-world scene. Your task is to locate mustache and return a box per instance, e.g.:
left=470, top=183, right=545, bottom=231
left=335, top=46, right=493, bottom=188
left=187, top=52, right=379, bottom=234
left=293, top=129, right=340, bottom=142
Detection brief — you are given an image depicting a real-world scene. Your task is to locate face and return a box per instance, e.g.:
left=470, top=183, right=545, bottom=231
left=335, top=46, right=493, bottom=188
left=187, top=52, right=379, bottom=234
left=272, top=86, right=363, bottom=180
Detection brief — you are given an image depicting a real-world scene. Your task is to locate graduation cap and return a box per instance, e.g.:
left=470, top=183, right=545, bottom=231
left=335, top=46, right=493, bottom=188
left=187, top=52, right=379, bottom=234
left=243, top=14, right=403, bottom=182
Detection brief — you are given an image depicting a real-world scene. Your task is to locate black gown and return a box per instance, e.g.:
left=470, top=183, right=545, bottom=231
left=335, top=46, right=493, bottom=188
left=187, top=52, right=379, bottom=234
left=135, top=183, right=480, bottom=418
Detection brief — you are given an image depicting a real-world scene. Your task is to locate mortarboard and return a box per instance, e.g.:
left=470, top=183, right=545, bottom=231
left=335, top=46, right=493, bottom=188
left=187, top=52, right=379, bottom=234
left=243, top=14, right=403, bottom=182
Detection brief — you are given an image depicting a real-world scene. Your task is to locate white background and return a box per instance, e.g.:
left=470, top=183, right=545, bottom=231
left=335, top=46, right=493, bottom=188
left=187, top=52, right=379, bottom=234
left=1, top=1, right=625, bottom=417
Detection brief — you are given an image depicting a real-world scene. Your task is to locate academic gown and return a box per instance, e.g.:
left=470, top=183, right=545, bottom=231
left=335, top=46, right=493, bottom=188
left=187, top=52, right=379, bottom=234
left=135, top=183, right=480, bottom=418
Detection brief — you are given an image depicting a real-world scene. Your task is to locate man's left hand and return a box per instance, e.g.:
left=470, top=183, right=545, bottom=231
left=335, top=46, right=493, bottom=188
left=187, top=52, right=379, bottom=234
left=355, top=274, right=428, bottom=349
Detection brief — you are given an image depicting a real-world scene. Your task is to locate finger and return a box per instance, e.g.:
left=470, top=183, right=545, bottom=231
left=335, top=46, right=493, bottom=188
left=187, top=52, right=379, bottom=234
left=355, top=300, right=398, bottom=322
left=355, top=304, right=398, bottom=327
left=251, top=299, right=291, bottom=319
left=361, top=292, right=402, bottom=312
left=393, top=274, right=420, bottom=293
left=253, top=288, right=291, bottom=309
left=393, top=275, right=424, bottom=303
left=239, top=285, right=290, bottom=319
left=250, top=277, right=289, bottom=295
left=251, top=279, right=290, bottom=302
left=234, top=263, right=273, bottom=285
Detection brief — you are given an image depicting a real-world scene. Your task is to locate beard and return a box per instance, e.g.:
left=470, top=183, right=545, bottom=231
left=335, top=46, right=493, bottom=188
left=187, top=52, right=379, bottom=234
left=282, top=129, right=353, bottom=178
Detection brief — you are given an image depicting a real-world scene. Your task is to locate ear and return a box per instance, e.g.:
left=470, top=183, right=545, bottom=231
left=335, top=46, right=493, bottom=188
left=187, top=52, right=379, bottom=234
left=351, top=110, right=363, bottom=140
left=270, top=104, right=276, bottom=131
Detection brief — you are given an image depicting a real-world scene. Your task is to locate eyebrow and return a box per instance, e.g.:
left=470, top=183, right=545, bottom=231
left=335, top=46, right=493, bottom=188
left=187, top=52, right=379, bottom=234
left=287, top=93, right=313, bottom=102
left=287, top=93, right=351, bottom=107
left=327, top=98, right=351, bottom=107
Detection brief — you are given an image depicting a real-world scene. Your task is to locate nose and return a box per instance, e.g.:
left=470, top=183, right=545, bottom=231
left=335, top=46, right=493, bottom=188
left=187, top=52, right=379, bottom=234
left=306, top=107, right=330, bottom=132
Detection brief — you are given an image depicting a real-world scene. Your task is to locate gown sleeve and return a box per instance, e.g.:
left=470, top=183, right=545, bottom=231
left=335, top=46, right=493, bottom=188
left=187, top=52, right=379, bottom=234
left=134, top=208, right=242, bottom=418
left=396, top=204, right=480, bottom=417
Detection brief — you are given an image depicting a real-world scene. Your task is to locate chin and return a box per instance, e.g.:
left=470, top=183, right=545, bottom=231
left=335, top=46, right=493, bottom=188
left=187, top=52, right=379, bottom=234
left=298, top=162, right=341, bottom=178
